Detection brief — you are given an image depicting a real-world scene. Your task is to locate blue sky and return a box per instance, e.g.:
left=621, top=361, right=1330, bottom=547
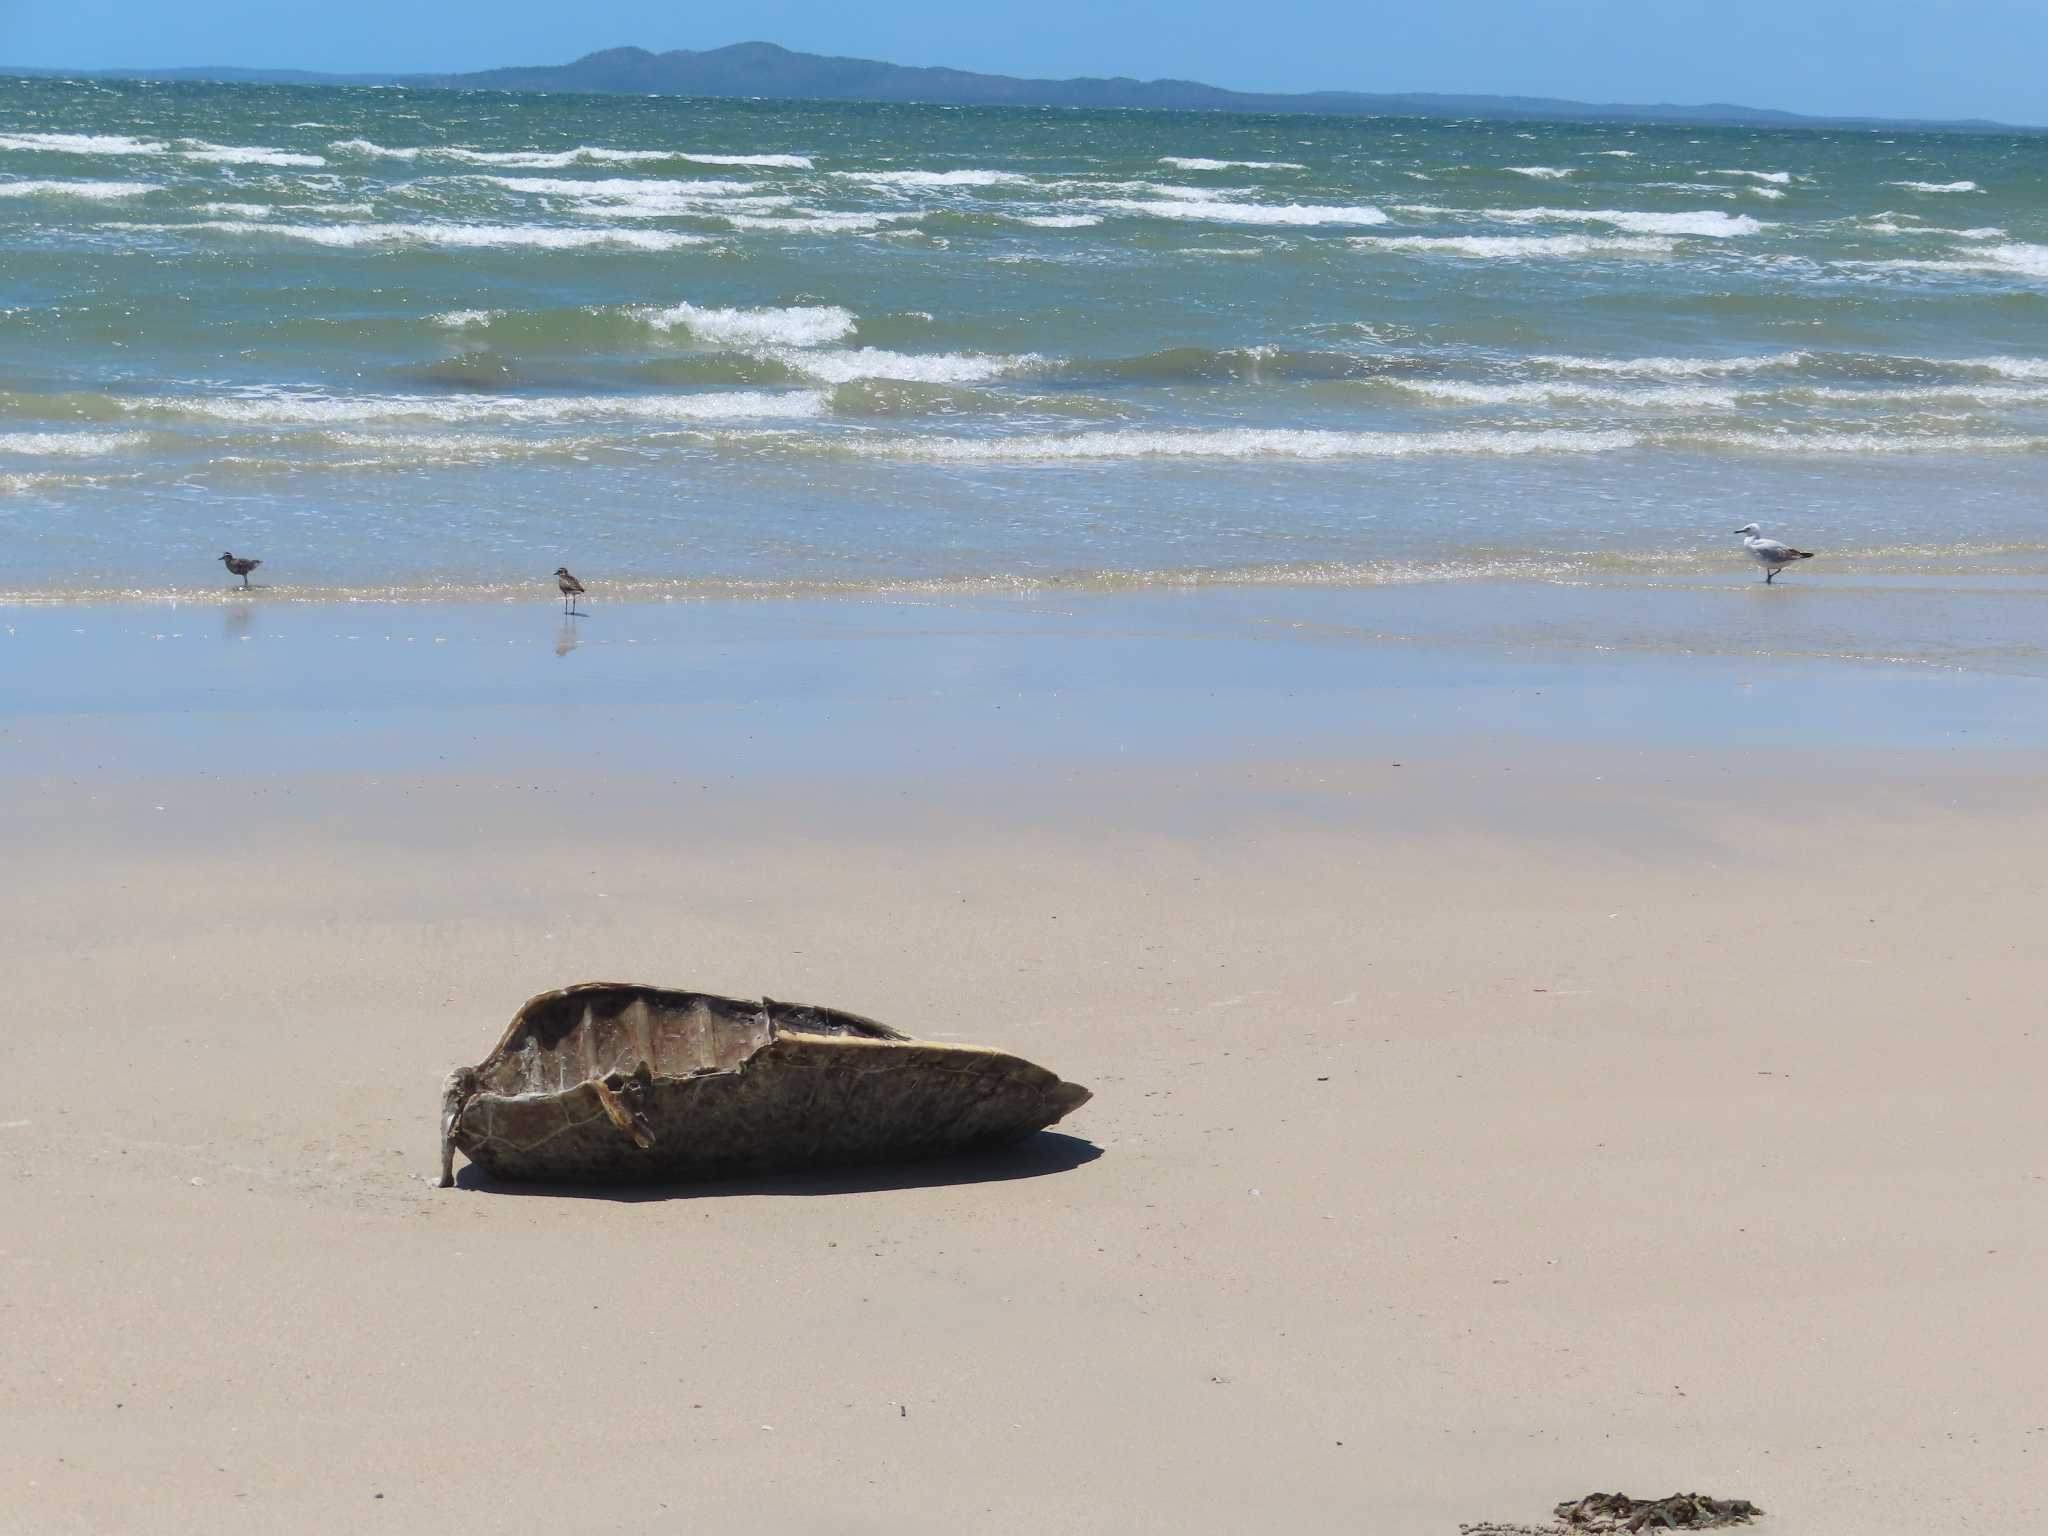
left=1, top=0, right=2039, bottom=123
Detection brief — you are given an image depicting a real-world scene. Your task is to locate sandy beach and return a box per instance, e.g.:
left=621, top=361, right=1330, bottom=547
left=2, top=591, right=2043, bottom=1534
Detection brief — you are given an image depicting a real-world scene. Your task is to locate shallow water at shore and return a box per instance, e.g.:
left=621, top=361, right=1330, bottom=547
left=5, top=588, right=2042, bottom=792
left=6, top=77, right=2048, bottom=634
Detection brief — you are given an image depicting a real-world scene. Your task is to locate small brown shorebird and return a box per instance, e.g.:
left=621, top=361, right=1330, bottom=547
left=554, top=566, right=586, bottom=614
left=218, top=551, right=261, bottom=589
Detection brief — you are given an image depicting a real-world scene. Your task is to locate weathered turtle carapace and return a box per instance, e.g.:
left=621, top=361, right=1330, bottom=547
left=440, top=983, right=1090, bottom=1186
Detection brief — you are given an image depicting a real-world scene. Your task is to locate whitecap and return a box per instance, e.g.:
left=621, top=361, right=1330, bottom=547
left=1157, top=157, right=1306, bottom=171
left=1015, top=214, right=1103, bottom=228
left=196, top=202, right=273, bottom=218
left=668, top=152, right=812, bottom=169
left=1531, top=352, right=1808, bottom=377
left=329, top=141, right=809, bottom=170
left=782, top=348, right=1041, bottom=384
left=634, top=301, right=857, bottom=348
left=1505, top=166, right=1575, bottom=179
left=1357, top=233, right=1674, bottom=259
left=0, top=131, right=165, bottom=156
left=1886, top=180, right=1981, bottom=193
left=430, top=309, right=503, bottom=328
left=1484, top=206, right=1763, bottom=238
left=0, top=430, right=149, bottom=456
left=1395, top=380, right=1739, bottom=409
left=1097, top=198, right=1388, bottom=226
left=329, top=138, right=422, bottom=159
left=835, top=169, right=1035, bottom=188
left=726, top=210, right=917, bottom=233
left=0, top=179, right=154, bottom=200
left=1708, top=169, right=1792, bottom=184
left=152, top=220, right=711, bottom=251
left=177, top=142, right=327, bottom=168
left=129, top=389, right=827, bottom=426
left=851, top=427, right=1638, bottom=462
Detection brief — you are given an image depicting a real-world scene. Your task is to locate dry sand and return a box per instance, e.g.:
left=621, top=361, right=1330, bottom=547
left=3, top=749, right=2044, bottom=1535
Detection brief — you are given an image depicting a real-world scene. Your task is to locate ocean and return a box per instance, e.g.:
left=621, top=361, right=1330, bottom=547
left=3, top=75, right=2047, bottom=674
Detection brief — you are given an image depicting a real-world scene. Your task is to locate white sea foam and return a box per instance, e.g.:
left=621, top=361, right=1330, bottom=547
left=1157, top=157, right=1306, bottom=171
left=1984, top=243, right=2048, bottom=277
left=727, top=211, right=917, bottom=233
left=1015, top=214, right=1102, bottom=228
left=852, top=427, right=1638, bottom=462
left=0, top=179, right=154, bottom=200
left=177, top=142, right=327, bottom=168
left=196, top=202, right=273, bottom=218
left=1854, top=244, right=2048, bottom=282
left=1396, top=380, right=1740, bottom=409
left=1887, top=180, right=1980, bottom=193
left=0, top=471, right=101, bottom=496
left=1746, top=187, right=1787, bottom=201
left=329, top=141, right=811, bottom=169
left=1590, top=150, right=1638, bottom=158
left=479, top=176, right=765, bottom=219
left=1709, top=169, right=1793, bottom=184
left=1690, top=430, right=2036, bottom=455
left=669, top=153, right=812, bottom=169
left=431, top=309, right=503, bottom=328
left=1505, top=166, right=1575, bottom=179
left=329, top=138, right=422, bottom=159
left=1357, top=233, right=1674, bottom=259
left=1531, top=351, right=1809, bottom=377
left=0, top=430, right=149, bottom=456
left=130, top=389, right=827, bottom=426
left=162, top=220, right=711, bottom=251
left=635, top=301, right=857, bottom=347
left=783, top=348, right=1041, bottom=384
left=1954, top=227, right=2007, bottom=240
left=1968, top=356, right=2048, bottom=379
left=1484, top=206, right=1764, bottom=238
left=1098, top=198, right=1388, bottom=226
left=482, top=176, right=751, bottom=199
left=0, top=132, right=165, bottom=156
left=836, top=169, right=1034, bottom=188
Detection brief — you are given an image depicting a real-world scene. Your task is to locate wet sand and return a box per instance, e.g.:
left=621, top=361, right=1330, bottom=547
left=2, top=593, right=2043, bottom=1534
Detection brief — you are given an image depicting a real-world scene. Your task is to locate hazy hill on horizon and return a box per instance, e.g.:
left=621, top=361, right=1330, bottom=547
left=1, top=40, right=2028, bottom=132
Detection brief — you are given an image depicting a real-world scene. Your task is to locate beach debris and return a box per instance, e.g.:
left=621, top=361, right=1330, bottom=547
left=1461, top=1492, right=1762, bottom=1536
left=1557, top=1493, right=1761, bottom=1530
left=439, top=982, right=1090, bottom=1186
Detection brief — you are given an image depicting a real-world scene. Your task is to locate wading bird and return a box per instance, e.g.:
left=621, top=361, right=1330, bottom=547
left=1735, top=523, right=1816, bottom=583
left=218, top=551, right=261, bottom=589
left=554, top=567, right=587, bottom=614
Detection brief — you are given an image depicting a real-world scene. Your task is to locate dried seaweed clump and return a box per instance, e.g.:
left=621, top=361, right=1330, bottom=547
left=1461, top=1491, right=1761, bottom=1536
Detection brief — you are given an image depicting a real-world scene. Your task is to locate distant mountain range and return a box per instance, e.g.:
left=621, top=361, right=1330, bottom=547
left=1, top=41, right=2027, bottom=133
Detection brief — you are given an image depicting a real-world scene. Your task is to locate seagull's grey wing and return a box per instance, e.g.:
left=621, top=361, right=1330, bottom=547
left=1751, top=538, right=1795, bottom=558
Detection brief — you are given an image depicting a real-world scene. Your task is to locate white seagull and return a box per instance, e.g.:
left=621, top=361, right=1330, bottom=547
left=1734, top=523, right=1816, bottom=583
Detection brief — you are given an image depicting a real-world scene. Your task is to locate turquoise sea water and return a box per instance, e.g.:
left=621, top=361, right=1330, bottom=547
left=3, top=77, right=2047, bottom=659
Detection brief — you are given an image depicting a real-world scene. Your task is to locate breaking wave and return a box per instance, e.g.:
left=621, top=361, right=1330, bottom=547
left=1358, top=234, right=1674, bottom=259
left=1157, top=157, right=1306, bottom=171
left=1097, top=198, right=1388, bottom=226
left=850, top=427, right=1638, bottom=462
left=0, top=179, right=154, bottom=200
left=633, top=301, right=857, bottom=347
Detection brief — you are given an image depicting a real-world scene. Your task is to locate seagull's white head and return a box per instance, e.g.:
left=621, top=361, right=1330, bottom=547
left=1734, top=523, right=1762, bottom=537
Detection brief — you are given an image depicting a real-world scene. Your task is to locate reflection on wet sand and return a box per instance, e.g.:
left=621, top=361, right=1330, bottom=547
left=223, top=602, right=255, bottom=641
left=554, top=619, right=579, bottom=658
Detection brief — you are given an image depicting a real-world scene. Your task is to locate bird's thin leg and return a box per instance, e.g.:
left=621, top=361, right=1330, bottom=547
left=1765, top=568, right=1776, bottom=583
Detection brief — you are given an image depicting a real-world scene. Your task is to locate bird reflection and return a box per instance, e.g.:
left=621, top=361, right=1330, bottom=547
left=223, top=601, right=255, bottom=641
left=554, top=619, right=580, bottom=658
